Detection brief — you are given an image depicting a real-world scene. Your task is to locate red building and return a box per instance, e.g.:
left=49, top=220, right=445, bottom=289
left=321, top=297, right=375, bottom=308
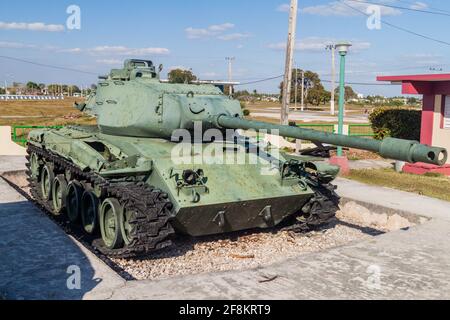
left=377, top=74, right=450, bottom=176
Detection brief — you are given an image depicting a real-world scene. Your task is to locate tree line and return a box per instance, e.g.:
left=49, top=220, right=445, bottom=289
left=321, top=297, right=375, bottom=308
left=279, top=69, right=357, bottom=107
left=2, top=81, right=95, bottom=96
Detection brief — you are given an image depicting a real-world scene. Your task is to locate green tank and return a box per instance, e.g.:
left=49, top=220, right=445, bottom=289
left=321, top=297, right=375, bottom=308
left=26, top=59, right=448, bottom=257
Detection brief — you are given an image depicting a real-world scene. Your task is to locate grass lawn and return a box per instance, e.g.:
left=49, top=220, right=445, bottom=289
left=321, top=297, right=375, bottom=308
left=346, top=168, right=450, bottom=202
left=0, top=98, right=95, bottom=127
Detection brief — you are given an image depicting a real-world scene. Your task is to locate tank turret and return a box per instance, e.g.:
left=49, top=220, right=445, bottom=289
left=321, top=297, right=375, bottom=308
left=78, top=59, right=447, bottom=166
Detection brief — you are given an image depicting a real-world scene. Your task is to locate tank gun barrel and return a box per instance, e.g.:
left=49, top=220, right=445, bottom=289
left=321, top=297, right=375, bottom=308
left=211, top=115, right=448, bottom=166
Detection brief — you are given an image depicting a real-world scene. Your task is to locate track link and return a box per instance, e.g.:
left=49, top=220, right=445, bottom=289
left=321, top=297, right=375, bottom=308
left=27, top=144, right=175, bottom=258
left=282, top=180, right=340, bottom=233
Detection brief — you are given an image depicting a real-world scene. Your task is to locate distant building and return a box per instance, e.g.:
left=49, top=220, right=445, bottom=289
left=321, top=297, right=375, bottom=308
left=378, top=73, right=450, bottom=174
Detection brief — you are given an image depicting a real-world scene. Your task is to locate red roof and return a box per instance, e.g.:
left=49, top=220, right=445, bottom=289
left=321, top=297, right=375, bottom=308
left=377, top=74, right=450, bottom=82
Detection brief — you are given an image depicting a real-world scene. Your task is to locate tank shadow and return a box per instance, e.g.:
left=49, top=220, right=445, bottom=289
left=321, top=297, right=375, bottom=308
left=0, top=174, right=137, bottom=283
left=330, top=219, right=386, bottom=237
left=0, top=199, right=102, bottom=299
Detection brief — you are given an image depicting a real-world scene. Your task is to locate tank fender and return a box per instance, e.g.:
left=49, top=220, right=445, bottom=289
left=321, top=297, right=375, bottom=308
left=305, top=161, right=340, bottom=184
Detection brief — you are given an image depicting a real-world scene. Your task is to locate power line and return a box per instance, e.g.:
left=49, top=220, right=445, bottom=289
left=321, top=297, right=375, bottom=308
left=0, top=55, right=98, bottom=76
left=236, top=73, right=392, bottom=87
left=341, top=0, right=450, bottom=47
left=347, top=0, right=450, bottom=17
left=393, top=0, right=450, bottom=15
left=322, top=79, right=389, bottom=86
left=235, top=75, right=284, bottom=86
left=320, top=64, right=449, bottom=77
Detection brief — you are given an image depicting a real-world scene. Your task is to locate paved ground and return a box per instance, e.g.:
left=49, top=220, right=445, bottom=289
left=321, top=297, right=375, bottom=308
left=0, top=156, right=449, bottom=299
left=348, top=159, right=393, bottom=170
left=0, top=156, right=26, bottom=173
left=0, top=178, right=124, bottom=300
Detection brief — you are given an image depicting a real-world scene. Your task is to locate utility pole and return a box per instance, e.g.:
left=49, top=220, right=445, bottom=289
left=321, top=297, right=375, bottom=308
left=301, top=70, right=305, bottom=111
left=281, top=0, right=298, bottom=125
left=226, top=57, right=235, bottom=96
left=294, top=66, right=298, bottom=110
left=326, top=44, right=336, bottom=116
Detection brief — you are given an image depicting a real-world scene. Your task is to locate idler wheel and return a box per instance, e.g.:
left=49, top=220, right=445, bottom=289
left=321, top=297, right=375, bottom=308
left=52, top=175, right=68, bottom=215
left=81, top=191, right=99, bottom=235
left=66, top=181, right=84, bottom=223
left=30, top=152, right=41, bottom=181
left=100, top=198, right=124, bottom=249
left=120, top=208, right=135, bottom=246
left=40, top=164, right=55, bottom=201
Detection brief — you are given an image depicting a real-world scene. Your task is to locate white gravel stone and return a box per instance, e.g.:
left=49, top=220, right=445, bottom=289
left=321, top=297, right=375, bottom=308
left=111, top=208, right=414, bottom=281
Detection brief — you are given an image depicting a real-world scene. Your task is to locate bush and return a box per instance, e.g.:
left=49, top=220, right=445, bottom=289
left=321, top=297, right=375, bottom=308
left=369, top=107, right=421, bottom=141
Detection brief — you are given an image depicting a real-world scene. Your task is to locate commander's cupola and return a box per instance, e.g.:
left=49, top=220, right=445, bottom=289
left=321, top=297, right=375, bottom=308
left=106, top=59, right=159, bottom=81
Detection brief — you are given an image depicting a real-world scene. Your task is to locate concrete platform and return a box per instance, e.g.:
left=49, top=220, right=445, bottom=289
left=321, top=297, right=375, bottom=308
left=0, top=156, right=26, bottom=174
left=0, top=126, right=27, bottom=156
left=0, top=178, right=124, bottom=300
left=0, top=155, right=449, bottom=299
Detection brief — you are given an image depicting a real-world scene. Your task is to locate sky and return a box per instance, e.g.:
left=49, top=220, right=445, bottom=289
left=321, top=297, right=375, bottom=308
left=0, top=0, right=449, bottom=96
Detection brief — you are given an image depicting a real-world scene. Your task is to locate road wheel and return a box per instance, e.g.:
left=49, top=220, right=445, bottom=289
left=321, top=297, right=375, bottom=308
left=100, top=198, right=124, bottom=249
left=120, top=208, right=136, bottom=246
left=40, top=164, right=55, bottom=201
left=52, top=175, right=68, bottom=215
left=66, top=181, right=83, bottom=223
left=30, top=152, right=41, bottom=181
left=81, top=191, right=99, bottom=234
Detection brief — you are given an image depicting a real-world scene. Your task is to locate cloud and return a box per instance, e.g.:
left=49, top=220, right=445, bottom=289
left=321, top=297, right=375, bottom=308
left=89, top=46, right=170, bottom=55
left=96, top=59, right=123, bottom=65
left=400, top=53, right=443, bottom=66
left=61, top=46, right=170, bottom=56
left=217, top=33, right=251, bottom=41
left=59, top=48, right=83, bottom=53
left=300, top=0, right=402, bottom=17
left=185, top=23, right=235, bottom=39
left=185, top=23, right=250, bottom=41
left=0, top=41, right=37, bottom=49
left=200, top=72, right=219, bottom=78
left=208, top=23, right=235, bottom=32
left=268, top=37, right=371, bottom=52
left=276, top=4, right=291, bottom=12
left=410, top=2, right=428, bottom=10
left=168, top=65, right=190, bottom=71
left=0, top=21, right=65, bottom=32
left=402, top=53, right=442, bottom=59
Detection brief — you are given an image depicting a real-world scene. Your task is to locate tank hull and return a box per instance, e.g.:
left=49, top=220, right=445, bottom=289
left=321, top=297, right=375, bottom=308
left=28, top=126, right=331, bottom=237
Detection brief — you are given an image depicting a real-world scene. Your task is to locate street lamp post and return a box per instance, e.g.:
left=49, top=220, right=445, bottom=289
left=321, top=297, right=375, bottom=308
left=335, top=42, right=351, bottom=157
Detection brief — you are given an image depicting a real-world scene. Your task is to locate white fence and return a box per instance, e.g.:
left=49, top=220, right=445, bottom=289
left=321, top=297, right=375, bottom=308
left=0, top=95, right=65, bottom=101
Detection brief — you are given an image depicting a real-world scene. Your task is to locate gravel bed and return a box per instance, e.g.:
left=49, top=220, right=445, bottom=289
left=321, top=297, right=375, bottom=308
left=111, top=210, right=397, bottom=281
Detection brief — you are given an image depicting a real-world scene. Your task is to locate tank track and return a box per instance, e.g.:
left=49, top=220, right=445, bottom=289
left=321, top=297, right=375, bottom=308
left=26, top=144, right=175, bottom=258
left=282, top=181, right=340, bottom=233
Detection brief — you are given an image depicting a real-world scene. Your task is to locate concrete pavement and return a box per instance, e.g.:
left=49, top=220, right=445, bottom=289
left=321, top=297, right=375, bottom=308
left=0, top=155, right=449, bottom=299
left=0, top=126, right=27, bottom=156
left=108, top=178, right=450, bottom=300
left=111, top=219, right=450, bottom=300
left=348, top=159, right=393, bottom=170
left=0, top=177, right=124, bottom=300
left=0, top=156, right=26, bottom=174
